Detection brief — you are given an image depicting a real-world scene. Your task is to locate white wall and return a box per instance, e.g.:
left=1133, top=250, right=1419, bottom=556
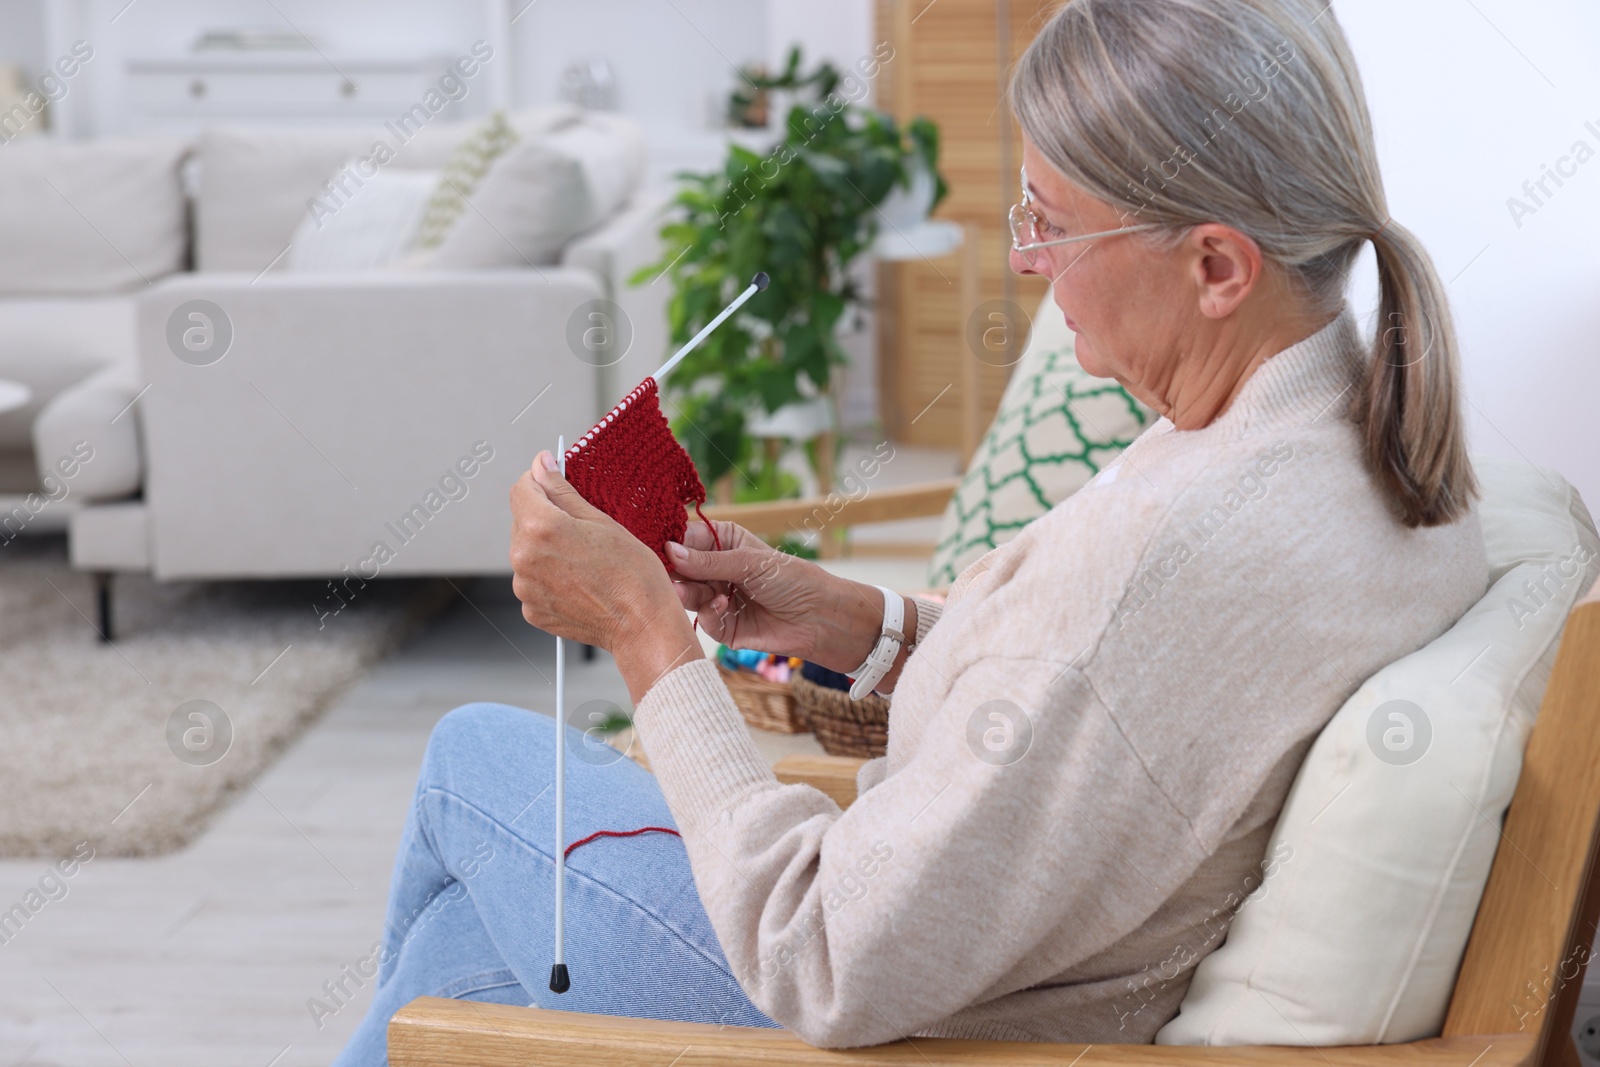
left=1336, top=0, right=1600, bottom=509
left=0, top=0, right=47, bottom=71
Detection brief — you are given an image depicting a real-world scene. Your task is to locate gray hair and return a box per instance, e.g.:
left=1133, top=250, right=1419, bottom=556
left=1011, top=0, right=1475, bottom=527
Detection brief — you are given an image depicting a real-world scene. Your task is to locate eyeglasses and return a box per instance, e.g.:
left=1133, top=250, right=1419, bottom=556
left=1009, top=166, right=1162, bottom=268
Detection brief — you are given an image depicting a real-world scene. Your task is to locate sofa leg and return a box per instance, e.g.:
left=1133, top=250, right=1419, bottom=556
left=582, top=643, right=597, bottom=662
left=94, top=572, right=113, bottom=643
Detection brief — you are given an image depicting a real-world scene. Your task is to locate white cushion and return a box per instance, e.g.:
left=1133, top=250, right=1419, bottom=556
left=194, top=106, right=580, bottom=273
left=0, top=297, right=134, bottom=451
left=285, top=165, right=438, bottom=272
left=0, top=138, right=188, bottom=294
left=378, top=103, right=580, bottom=169
left=1158, top=455, right=1600, bottom=1046
left=425, top=111, right=646, bottom=269
left=195, top=127, right=375, bottom=272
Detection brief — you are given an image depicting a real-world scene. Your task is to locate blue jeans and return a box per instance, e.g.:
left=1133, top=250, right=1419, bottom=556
left=333, top=702, right=779, bottom=1066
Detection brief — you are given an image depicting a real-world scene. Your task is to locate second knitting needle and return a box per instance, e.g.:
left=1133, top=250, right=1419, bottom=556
left=549, top=433, right=570, bottom=995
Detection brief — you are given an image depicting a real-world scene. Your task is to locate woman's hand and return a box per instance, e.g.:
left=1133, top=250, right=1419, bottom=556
left=667, top=523, right=897, bottom=677
left=510, top=452, right=702, bottom=703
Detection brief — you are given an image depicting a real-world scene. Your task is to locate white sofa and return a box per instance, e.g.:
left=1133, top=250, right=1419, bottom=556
left=0, top=135, right=189, bottom=527
left=1, top=107, right=671, bottom=629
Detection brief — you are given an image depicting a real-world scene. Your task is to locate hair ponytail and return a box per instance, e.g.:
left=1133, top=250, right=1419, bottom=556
left=1358, top=221, right=1477, bottom=527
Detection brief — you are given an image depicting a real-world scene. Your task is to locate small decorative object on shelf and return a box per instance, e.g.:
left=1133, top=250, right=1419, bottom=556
left=792, top=660, right=890, bottom=759
left=558, top=57, right=617, bottom=111
left=193, top=28, right=317, bottom=51
left=725, top=62, right=770, bottom=128
left=715, top=645, right=809, bottom=734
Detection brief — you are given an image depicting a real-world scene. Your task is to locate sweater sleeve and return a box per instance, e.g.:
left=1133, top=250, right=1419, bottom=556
left=631, top=647, right=1212, bottom=1047
left=910, top=595, right=943, bottom=645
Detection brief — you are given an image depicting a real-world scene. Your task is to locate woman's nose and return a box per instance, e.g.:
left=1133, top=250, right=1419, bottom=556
left=1008, top=245, right=1036, bottom=276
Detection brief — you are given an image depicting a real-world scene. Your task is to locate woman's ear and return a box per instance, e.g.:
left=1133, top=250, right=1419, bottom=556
left=1186, top=223, right=1264, bottom=320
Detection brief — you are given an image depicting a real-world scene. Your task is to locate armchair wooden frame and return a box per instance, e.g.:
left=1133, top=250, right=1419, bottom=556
left=391, top=578, right=1600, bottom=1067
left=700, top=478, right=961, bottom=541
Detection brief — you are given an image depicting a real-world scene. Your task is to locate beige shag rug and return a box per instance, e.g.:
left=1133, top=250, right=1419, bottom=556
left=0, top=536, right=450, bottom=857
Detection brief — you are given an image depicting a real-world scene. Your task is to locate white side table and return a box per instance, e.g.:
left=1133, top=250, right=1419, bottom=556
left=0, top=379, right=32, bottom=414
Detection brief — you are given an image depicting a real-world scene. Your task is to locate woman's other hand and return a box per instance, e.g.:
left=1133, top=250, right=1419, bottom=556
left=667, top=524, right=894, bottom=676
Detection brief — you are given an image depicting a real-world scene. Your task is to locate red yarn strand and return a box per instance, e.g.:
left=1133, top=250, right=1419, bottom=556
left=692, top=501, right=723, bottom=552
left=562, top=825, right=681, bottom=859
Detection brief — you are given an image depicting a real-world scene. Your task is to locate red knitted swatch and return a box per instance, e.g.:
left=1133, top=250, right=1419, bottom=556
left=563, top=377, right=718, bottom=569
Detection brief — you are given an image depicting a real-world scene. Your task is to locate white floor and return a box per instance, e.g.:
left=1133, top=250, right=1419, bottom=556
left=0, top=574, right=838, bottom=1067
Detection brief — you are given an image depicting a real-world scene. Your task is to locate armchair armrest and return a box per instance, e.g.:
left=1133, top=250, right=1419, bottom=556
left=387, top=999, right=1533, bottom=1066
left=773, top=752, right=865, bottom=809
left=700, top=477, right=961, bottom=537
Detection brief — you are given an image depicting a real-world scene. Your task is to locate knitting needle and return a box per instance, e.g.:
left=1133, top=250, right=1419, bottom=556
left=547, top=272, right=768, bottom=993
left=649, top=272, right=769, bottom=384
left=550, top=433, right=570, bottom=996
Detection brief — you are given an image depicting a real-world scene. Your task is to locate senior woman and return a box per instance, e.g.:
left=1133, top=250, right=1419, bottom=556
left=333, top=0, right=1488, bottom=1060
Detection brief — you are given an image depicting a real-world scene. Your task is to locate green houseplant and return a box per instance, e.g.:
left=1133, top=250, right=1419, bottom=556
left=634, top=48, right=947, bottom=518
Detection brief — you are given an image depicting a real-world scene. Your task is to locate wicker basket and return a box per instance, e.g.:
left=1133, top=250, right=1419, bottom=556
left=792, top=672, right=890, bottom=758
left=717, top=662, right=809, bottom=734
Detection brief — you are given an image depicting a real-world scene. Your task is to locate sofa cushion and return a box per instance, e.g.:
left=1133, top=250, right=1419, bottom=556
left=195, top=105, right=580, bottom=273
left=285, top=166, right=439, bottom=272
left=1157, top=455, right=1600, bottom=1045
left=425, top=110, right=647, bottom=269
left=411, top=111, right=522, bottom=250
left=0, top=138, right=188, bottom=294
left=927, top=293, right=1151, bottom=587
left=0, top=297, right=134, bottom=451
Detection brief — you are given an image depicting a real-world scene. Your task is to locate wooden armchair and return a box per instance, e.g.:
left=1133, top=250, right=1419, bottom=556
left=390, top=579, right=1600, bottom=1067
left=700, top=477, right=963, bottom=558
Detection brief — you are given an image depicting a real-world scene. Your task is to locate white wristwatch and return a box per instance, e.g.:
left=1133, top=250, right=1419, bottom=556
left=847, top=585, right=906, bottom=700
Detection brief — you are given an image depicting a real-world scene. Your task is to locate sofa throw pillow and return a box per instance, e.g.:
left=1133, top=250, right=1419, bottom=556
left=284, top=165, right=438, bottom=272
left=0, top=137, right=189, bottom=294
left=193, top=106, right=581, bottom=272
left=424, top=111, right=647, bottom=269
left=1157, top=455, right=1600, bottom=1046
left=410, top=110, right=519, bottom=251
left=927, top=299, right=1152, bottom=588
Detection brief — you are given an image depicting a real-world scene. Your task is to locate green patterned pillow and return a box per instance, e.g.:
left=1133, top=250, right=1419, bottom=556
left=411, top=111, right=520, bottom=250
left=927, top=329, right=1152, bottom=588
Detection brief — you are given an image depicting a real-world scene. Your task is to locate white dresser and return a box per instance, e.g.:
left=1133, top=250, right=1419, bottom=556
left=124, top=54, right=467, bottom=133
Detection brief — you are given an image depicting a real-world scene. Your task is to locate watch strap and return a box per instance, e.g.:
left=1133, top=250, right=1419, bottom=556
left=847, top=585, right=905, bottom=700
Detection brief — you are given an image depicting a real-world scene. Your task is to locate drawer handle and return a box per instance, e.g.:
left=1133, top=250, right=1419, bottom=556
left=189, top=78, right=206, bottom=98
left=340, top=80, right=357, bottom=98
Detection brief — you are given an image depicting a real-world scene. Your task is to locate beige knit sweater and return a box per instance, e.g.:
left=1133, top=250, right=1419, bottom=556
left=633, top=309, right=1488, bottom=1047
